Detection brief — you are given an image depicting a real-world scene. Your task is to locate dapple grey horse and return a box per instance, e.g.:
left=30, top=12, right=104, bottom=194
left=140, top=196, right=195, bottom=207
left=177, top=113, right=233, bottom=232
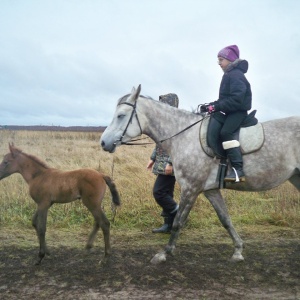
left=100, top=85, right=300, bottom=264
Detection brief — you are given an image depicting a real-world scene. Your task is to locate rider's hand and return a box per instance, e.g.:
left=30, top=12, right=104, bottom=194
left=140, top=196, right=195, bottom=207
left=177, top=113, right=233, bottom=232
left=206, top=105, right=215, bottom=114
left=200, top=104, right=215, bottom=114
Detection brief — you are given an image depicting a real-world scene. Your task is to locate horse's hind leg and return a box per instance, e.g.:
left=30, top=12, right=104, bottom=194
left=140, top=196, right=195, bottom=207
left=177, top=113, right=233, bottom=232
left=86, top=206, right=111, bottom=256
left=204, top=189, right=244, bottom=262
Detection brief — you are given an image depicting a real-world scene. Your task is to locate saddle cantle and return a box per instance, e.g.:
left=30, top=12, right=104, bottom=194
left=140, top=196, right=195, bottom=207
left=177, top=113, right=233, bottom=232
left=200, top=111, right=265, bottom=158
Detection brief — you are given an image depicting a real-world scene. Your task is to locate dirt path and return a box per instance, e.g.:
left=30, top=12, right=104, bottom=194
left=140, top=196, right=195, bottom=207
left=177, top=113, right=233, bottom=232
left=0, top=227, right=299, bottom=299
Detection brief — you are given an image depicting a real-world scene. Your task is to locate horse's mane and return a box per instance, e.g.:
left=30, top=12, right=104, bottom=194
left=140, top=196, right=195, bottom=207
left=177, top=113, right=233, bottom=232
left=13, top=146, right=50, bottom=169
left=117, top=94, right=154, bottom=105
left=116, top=93, right=204, bottom=122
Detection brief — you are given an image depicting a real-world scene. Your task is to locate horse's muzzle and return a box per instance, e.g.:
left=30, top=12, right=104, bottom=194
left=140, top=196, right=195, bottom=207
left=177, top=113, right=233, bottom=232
left=100, top=140, right=116, bottom=153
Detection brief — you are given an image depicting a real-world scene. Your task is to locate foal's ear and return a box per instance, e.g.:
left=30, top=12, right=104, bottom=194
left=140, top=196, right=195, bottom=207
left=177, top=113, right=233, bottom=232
left=9, top=143, right=16, bottom=156
left=130, top=84, right=141, bottom=102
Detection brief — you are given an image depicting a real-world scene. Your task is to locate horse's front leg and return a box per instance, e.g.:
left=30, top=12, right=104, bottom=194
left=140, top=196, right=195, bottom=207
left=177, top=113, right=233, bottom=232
left=204, top=189, right=244, bottom=262
left=151, top=190, right=198, bottom=264
left=32, top=205, right=50, bottom=265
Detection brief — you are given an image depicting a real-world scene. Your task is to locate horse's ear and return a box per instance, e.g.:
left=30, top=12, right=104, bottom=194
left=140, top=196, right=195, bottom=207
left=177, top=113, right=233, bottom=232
left=9, top=143, right=17, bottom=157
left=130, top=84, right=141, bottom=102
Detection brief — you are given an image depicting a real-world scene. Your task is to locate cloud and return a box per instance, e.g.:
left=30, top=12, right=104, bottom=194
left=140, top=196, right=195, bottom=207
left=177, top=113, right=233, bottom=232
left=0, top=0, right=299, bottom=125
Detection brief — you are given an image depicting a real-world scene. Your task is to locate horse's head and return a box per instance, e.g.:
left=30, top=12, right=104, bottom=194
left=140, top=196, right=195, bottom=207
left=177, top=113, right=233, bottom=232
left=0, top=143, right=21, bottom=180
left=100, top=85, right=144, bottom=153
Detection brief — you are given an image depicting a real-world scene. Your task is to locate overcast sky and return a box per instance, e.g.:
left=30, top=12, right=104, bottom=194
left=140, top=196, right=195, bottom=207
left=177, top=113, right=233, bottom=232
left=0, top=0, right=299, bottom=126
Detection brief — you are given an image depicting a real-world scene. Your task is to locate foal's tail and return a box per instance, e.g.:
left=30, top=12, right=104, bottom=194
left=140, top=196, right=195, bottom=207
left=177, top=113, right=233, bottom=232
left=103, top=175, right=121, bottom=206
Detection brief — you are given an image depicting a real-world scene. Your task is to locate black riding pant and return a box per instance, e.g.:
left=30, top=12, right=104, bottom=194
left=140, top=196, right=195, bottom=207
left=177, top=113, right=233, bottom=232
left=153, top=174, right=177, bottom=214
left=214, top=111, right=248, bottom=142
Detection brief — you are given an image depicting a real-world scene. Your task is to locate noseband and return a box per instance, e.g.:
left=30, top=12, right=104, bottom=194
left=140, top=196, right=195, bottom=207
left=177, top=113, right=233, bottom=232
left=114, top=101, right=143, bottom=145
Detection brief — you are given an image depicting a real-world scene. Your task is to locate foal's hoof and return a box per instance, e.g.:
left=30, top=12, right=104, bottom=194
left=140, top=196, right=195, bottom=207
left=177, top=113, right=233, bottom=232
left=150, top=251, right=167, bottom=265
left=35, top=257, right=44, bottom=266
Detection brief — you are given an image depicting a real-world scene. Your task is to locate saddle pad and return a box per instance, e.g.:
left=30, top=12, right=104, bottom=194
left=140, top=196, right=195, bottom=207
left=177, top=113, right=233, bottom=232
left=200, top=116, right=265, bottom=157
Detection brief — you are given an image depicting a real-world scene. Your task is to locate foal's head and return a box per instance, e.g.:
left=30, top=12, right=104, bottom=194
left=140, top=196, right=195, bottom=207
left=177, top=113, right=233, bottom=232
left=0, top=144, right=24, bottom=180
left=0, top=143, right=49, bottom=180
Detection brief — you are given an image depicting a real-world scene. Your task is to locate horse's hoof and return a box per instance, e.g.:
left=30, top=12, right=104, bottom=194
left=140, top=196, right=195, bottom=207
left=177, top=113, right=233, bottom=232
left=150, top=252, right=167, bottom=265
left=35, top=258, right=43, bottom=266
left=85, top=244, right=93, bottom=250
left=230, top=253, right=244, bottom=262
left=104, top=251, right=111, bottom=257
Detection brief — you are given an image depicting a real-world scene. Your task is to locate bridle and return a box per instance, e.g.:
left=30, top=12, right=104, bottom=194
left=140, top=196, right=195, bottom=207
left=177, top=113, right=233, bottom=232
left=115, top=99, right=206, bottom=146
left=114, top=101, right=144, bottom=146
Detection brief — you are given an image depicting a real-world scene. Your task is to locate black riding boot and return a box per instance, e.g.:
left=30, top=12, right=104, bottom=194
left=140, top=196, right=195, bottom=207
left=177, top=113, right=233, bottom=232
left=152, top=206, right=178, bottom=234
left=224, top=146, right=245, bottom=182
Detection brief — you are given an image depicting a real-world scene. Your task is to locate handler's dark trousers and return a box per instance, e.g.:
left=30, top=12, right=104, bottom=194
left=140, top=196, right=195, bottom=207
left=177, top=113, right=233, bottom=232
left=152, top=174, right=178, bottom=233
left=153, top=174, right=177, bottom=213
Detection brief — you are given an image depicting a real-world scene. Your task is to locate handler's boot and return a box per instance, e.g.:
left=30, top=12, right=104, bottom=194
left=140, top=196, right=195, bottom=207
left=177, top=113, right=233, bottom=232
left=152, top=216, right=172, bottom=233
left=152, top=206, right=178, bottom=234
left=223, top=140, right=245, bottom=183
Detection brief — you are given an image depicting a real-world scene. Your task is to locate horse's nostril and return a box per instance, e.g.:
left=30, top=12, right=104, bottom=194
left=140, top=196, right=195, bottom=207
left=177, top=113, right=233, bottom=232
left=101, top=141, right=105, bottom=147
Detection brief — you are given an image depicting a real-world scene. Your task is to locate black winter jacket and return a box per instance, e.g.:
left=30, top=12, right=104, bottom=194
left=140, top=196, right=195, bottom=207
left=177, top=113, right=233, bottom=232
left=212, top=59, right=252, bottom=114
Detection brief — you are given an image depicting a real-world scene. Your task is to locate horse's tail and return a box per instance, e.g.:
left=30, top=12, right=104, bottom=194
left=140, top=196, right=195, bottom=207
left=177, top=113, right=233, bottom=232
left=103, top=175, right=121, bottom=206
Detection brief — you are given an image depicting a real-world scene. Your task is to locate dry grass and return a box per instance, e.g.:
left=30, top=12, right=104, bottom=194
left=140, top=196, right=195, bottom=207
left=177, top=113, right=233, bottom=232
left=0, top=129, right=299, bottom=231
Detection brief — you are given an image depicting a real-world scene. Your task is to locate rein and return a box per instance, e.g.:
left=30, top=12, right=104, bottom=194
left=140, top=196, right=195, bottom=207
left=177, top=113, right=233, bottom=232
left=117, top=100, right=207, bottom=146
left=158, top=117, right=205, bottom=143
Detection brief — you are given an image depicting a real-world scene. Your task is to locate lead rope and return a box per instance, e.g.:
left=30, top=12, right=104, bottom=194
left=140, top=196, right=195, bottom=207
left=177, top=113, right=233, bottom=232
left=111, top=154, right=117, bottom=222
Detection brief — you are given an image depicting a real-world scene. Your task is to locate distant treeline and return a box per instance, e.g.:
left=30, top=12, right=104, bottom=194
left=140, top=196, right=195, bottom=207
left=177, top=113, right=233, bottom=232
left=0, top=125, right=106, bottom=132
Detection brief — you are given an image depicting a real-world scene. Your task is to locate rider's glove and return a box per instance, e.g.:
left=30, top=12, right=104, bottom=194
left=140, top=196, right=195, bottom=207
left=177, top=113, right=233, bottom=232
left=206, top=105, right=215, bottom=114
left=200, top=104, right=215, bottom=114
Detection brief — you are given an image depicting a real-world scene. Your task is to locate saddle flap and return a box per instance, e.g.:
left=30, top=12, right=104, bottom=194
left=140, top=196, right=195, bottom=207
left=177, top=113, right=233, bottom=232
left=239, top=123, right=264, bottom=153
left=199, top=115, right=265, bottom=157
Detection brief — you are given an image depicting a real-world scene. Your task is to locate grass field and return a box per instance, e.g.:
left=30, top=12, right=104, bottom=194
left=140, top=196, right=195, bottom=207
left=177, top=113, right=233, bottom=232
left=0, top=129, right=299, bottom=232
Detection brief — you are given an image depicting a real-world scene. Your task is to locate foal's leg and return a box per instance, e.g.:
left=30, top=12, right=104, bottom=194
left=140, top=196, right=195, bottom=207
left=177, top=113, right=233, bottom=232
left=84, top=199, right=111, bottom=256
left=204, top=189, right=244, bottom=261
left=32, top=205, right=50, bottom=265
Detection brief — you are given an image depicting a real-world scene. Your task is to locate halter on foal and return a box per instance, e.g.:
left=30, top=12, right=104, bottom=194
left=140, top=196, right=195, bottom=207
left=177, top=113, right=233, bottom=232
left=0, top=144, right=120, bottom=265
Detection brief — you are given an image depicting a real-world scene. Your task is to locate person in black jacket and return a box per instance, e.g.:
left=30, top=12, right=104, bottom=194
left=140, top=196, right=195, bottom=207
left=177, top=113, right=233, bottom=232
left=201, top=45, right=252, bottom=182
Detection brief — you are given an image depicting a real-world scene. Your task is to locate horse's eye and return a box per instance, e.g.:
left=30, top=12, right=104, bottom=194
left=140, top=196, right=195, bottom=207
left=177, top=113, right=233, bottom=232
left=117, top=114, right=125, bottom=119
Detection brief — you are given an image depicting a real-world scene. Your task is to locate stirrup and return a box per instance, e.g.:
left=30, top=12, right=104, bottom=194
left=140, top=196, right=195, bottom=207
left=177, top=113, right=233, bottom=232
left=224, top=167, right=245, bottom=183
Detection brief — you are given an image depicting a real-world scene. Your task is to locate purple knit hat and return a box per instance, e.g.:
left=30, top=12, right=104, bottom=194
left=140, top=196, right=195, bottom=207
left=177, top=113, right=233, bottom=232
left=218, top=45, right=239, bottom=62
